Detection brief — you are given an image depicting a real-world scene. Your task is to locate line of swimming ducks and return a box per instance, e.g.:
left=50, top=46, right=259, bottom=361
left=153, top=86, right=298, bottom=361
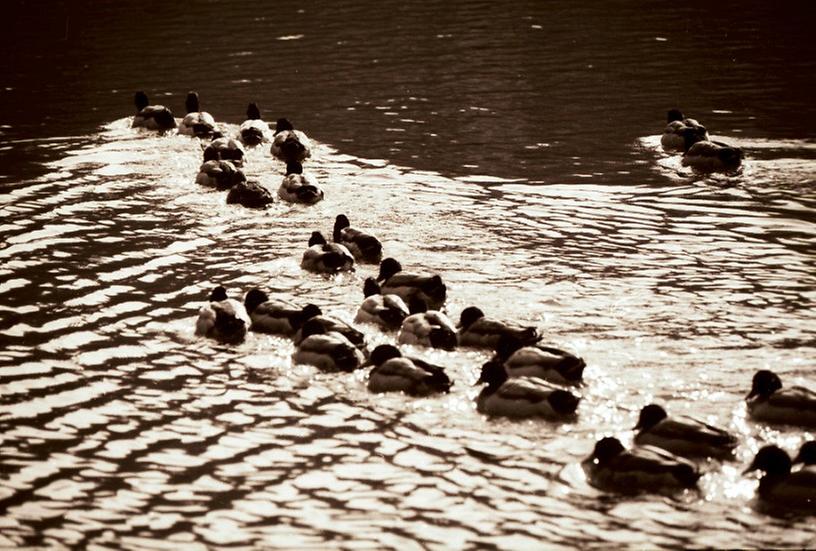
left=659, top=108, right=744, bottom=173
left=132, top=92, right=811, bottom=511
left=132, top=90, right=323, bottom=209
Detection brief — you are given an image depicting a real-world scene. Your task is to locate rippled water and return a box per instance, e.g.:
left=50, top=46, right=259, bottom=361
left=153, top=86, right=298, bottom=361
left=2, top=1, right=816, bottom=548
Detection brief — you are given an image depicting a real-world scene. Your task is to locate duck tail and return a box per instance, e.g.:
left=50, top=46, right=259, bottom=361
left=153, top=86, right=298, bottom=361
left=429, top=327, right=457, bottom=351
left=379, top=308, right=407, bottom=330
left=548, top=390, right=580, bottom=415
left=560, top=356, right=586, bottom=383
left=671, top=464, right=700, bottom=488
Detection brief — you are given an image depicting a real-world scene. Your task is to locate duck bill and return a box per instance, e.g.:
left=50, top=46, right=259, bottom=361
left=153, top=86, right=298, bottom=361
left=742, top=461, right=759, bottom=476
left=745, top=388, right=758, bottom=399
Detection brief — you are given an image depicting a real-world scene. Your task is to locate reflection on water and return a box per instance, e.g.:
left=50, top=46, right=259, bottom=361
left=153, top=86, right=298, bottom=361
left=2, top=1, right=816, bottom=548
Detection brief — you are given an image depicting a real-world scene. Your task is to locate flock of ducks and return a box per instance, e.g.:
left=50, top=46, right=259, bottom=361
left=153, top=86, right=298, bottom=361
left=133, top=93, right=812, bottom=511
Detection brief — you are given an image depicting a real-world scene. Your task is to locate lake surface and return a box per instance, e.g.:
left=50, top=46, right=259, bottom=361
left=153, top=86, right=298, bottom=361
left=1, top=1, right=815, bottom=548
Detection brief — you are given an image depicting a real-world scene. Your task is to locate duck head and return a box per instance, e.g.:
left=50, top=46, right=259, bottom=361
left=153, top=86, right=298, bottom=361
left=299, top=318, right=327, bottom=339
left=275, top=117, right=295, bottom=134
left=476, top=360, right=508, bottom=387
left=293, top=304, right=322, bottom=330
left=634, top=404, right=668, bottom=431
left=286, top=161, right=303, bottom=175
left=308, top=231, right=328, bottom=247
left=243, top=288, right=268, bottom=314
left=590, top=437, right=625, bottom=465
left=377, top=258, right=403, bottom=281
left=185, top=91, right=201, bottom=114
left=667, top=109, right=684, bottom=123
left=744, top=445, right=792, bottom=476
left=134, top=91, right=150, bottom=111
left=495, top=334, right=524, bottom=360
left=363, top=277, right=382, bottom=298
left=793, top=441, right=816, bottom=466
left=549, top=389, right=581, bottom=415
left=747, top=370, right=782, bottom=399
left=458, top=306, right=485, bottom=330
left=246, top=103, right=261, bottom=120
left=367, top=344, right=402, bottom=367
left=209, top=286, right=228, bottom=302
left=333, top=214, right=351, bottom=241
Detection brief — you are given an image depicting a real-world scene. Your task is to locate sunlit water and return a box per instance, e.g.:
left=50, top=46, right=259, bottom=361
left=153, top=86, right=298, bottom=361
left=2, top=2, right=816, bottom=548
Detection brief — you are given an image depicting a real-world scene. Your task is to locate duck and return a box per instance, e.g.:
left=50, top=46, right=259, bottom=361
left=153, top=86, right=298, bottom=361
left=238, top=102, right=271, bottom=146
left=292, top=319, right=365, bottom=372
left=226, top=180, right=274, bottom=209
left=366, top=344, right=452, bottom=396
left=681, top=138, right=744, bottom=173
left=270, top=117, right=312, bottom=164
left=203, top=136, right=246, bottom=167
left=376, top=257, right=446, bottom=311
left=457, top=306, right=540, bottom=349
left=194, top=286, right=249, bottom=344
left=292, top=313, right=366, bottom=352
left=746, top=370, right=816, bottom=427
left=794, top=441, right=816, bottom=468
left=277, top=162, right=324, bottom=204
left=333, top=214, right=383, bottom=264
left=583, top=436, right=701, bottom=494
left=178, top=91, right=218, bottom=138
left=475, top=360, right=580, bottom=420
left=301, top=231, right=355, bottom=274
left=131, top=91, right=177, bottom=131
left=744, top=445, right=816, bottom=510
left=633, top=403, right=738, bottom=459
left=354, top=277, right=410, bottom=330
left=397, top=297, right=457, bottom=350
left=660, top=109, right=709, bottom=152
left=195, top=148, right=246, bottom=190
left=493, top=334, right=585, bottom=386
left=243, top=288, right=322, bottom=336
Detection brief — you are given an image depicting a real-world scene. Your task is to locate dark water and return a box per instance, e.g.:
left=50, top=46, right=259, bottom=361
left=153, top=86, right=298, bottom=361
left=1, top=1, right=816, bottom=548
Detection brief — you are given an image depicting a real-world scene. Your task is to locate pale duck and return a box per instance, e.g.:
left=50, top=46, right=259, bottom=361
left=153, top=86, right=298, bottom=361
left=457, top=306, right=540, bottom=349
left=226, top=180, right=274, bottom=209
left=376, top=257, right=446, bottom=311
left=292, top=319, right=365, bottom=372
left=270, top=117, right=312, bottom=164
left=583, top=436, right=700, bottom=494
left=494, top=334, right=585, bottom=386
left=365, top=344, right=452, bottom=396
left=178, top=91, right=217, bottom=138
left=278, top=162, right=324, bottom=204
left=397, top=296, right=457, bottom=350
left=292, top=313, right=367, bottom=352
left=354, top=277, right=410, bottom=330
left=633, top=403, right=737, bottom=460
left=301, top=231, right=355, bottom=274
left=475, top=360, right=580, bottom=420
left=195, top=286, right=249, bottom=344
left=196, top=147, right=246, bottom=190
left=681, top=138, right=744, bottom=173
left=238, top=103, right=271, bottom=146
left=203, top=136, right=246, bottom=167
left=660, top=109, right=709, bottom=152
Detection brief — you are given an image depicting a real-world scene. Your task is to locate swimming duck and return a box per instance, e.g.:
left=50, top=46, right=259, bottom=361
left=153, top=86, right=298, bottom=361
left=475, top=360, right=580, bottom=420
left=681, top=138, right=743, bottom=173
left=794, top=441, right=816, bottom=468
left=195, top=149, right=246, bottom=190
left=660, top=109, right=709, bottom=152
left=583, top=436, right=701, bottom=494
left=238, top=103, right=271, bottom=146
left=203, top=136, right=246, bottom=167
left=366, top=344, right=452, bottom=396
left=333, top=214, right=383, bottom=264
left=493, top=334, right=585, bottom=386
left=292, top=319, right=365, bottom=372
left=376, top=258, right=447, bottom=311
left=243, top=288, right=322, bottom=336
left=270, top=117, right=312, bottom=164
left=278, top=162, right=324, bottom=204
left=397, top=297, right=457, bottom=350
left=633, top=403, right=738, bottom=459
left=354, top=277, right=410, bottom=330
left=457, top=306, right=540, bottom=349
left=195, top=286, right=249, bottom=344
left=178, top=91, right=217, bottom=138
left=301, top=232, right=355, bottom=274
left=744, top=445, right=816, bottom=510
left=292, top=313, right=367, bottom=352
left=226, top=180, right=274, bottom=209
left=746, top=370, right=816, bottom=427
left=131, top=91, right=177, bottom=131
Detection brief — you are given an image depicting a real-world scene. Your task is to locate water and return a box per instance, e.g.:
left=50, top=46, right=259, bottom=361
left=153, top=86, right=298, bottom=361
left=1, top=1, right=816, bottom=548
